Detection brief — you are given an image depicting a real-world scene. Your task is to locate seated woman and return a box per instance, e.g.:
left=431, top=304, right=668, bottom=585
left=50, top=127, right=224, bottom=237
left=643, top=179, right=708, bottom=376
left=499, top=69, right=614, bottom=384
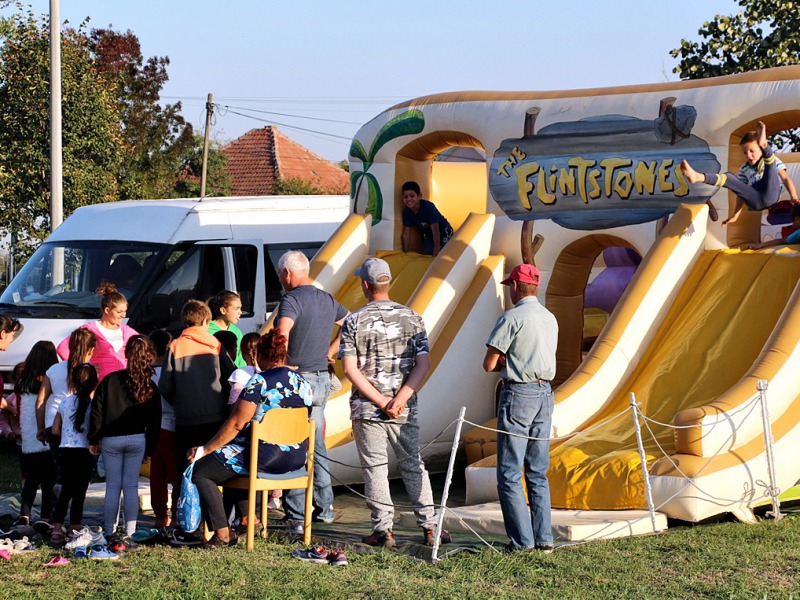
left=187, top=328, right=312, bottom=549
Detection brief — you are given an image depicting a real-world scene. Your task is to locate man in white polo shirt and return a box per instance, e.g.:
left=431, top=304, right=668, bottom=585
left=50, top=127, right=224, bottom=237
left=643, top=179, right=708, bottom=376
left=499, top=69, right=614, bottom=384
left=483, top=263, right=558, bottom=553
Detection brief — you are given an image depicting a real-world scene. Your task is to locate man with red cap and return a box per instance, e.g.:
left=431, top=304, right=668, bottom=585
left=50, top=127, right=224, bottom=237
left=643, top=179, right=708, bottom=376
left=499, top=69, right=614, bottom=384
left=483, top=263, right=558, bottom=553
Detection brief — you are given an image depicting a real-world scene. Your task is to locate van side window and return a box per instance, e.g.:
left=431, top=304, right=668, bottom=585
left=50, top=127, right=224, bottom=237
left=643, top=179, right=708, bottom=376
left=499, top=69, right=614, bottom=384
left=263, top=244, right=322, bottom=313
left=231, top=246, right=257, bottom=317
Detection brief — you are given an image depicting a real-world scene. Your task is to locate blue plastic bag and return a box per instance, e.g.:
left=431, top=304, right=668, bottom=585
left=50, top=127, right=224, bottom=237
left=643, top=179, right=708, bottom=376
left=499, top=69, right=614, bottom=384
left=176, top=462, right=202, bottom=533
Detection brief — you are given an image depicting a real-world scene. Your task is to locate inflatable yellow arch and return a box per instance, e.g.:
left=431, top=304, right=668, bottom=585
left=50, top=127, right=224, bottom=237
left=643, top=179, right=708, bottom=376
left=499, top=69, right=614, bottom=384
left=307, top=66, right=800, bottom=524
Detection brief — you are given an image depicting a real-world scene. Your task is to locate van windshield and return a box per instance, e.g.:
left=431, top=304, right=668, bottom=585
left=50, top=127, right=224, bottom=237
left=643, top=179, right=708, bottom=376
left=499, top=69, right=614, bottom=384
left=0, top=240, right=170, bottom=316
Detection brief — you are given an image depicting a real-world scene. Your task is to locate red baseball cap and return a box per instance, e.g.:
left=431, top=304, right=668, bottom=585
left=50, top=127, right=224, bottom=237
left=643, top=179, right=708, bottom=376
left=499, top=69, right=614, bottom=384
left=500, top=264, right=540, bottom=286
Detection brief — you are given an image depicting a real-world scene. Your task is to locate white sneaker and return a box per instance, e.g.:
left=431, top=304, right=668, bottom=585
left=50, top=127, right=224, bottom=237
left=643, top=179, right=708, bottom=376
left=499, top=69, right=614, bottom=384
left=267, top=497, right=282, bottom=510
left=65, top=527, right=106, bottom=550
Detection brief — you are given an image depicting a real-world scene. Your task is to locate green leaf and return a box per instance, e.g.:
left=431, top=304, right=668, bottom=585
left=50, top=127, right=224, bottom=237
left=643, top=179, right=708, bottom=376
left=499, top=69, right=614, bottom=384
left=364, top=172, right=383, bottom=225
left=367, top=109, right=425, bottom=162
left=349, top=139, right=369, bottom=164
left=349, top=171, right=364, bottom=200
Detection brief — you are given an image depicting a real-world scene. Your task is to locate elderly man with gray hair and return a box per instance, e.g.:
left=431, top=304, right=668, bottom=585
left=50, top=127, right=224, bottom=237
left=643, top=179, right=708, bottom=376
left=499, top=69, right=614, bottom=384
left=275, top=250, right=348, bottom=529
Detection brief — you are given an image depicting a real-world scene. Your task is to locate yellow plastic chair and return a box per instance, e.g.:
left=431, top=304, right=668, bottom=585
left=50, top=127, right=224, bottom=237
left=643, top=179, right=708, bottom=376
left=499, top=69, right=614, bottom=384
left=222, top=408, right=315, bottom=550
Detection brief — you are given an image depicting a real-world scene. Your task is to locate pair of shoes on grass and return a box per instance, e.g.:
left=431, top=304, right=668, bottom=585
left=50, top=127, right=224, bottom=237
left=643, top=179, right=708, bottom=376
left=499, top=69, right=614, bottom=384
left=361, top=528, right=453, bottom=548
left=88, top=544, right=119, bottom=560
left=291, top=545, right=348, bottom=566
left=503, top=542, right=554, bottom=554
left=108, top=533, right=139, bottom=554
left=65, top=526, right=106, bottom=550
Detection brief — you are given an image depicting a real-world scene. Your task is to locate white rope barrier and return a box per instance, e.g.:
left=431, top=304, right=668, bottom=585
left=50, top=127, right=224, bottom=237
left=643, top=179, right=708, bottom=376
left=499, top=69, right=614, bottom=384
left=757, top=379, right=783, bottom=521
left=307, top=379, right=786, bottom=562
left=432, top=407, right=466, bottom=563
left=629, top=392, right=662, bottom=534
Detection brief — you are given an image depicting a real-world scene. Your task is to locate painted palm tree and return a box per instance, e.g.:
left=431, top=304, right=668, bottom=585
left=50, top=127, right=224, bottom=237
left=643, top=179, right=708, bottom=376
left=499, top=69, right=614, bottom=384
left=349, top=110, right=424, bottom=224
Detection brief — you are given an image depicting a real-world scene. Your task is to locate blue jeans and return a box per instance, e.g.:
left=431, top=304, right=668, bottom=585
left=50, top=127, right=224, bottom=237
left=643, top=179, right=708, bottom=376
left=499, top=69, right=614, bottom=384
left=496, top=381, right=553, bottom=549
left=283, top=371, right=335, bottom=521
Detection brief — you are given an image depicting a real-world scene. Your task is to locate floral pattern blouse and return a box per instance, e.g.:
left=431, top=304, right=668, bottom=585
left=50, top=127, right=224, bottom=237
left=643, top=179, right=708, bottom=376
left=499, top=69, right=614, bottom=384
left=213, top=366, right=312, bottom=475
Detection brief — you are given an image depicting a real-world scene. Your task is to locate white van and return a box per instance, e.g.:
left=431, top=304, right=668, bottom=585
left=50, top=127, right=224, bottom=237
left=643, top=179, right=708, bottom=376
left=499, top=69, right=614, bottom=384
left=0, top=195, right=349, bottom=386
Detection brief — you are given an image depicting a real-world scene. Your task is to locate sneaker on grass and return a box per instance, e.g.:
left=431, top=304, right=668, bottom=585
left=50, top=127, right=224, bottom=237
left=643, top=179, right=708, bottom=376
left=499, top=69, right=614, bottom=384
left=89, top=544, right=119, bottom=560
left=65, top=526, right=106, bottom=550
left=327, top=548, right=348, bottom=566
left=169, top=530, right=203, bottom=547
left=291, top=545, right=329, bottom=564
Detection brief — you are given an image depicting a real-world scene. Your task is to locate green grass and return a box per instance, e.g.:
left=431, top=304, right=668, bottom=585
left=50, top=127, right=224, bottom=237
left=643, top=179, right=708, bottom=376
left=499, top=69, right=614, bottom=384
left=2, top=443, right=800, bottom=598
left=1, top=517, right=799, bottom=599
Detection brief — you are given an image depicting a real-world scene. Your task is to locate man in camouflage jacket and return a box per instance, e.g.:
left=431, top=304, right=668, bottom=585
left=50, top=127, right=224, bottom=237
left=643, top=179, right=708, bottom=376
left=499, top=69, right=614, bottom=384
left=339, top=257, right=438, bottom=548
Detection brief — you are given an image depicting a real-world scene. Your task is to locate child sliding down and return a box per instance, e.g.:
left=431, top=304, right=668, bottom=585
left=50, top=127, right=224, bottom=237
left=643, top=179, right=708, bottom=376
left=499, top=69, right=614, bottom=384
left=681, top=121, right=799, bottom=227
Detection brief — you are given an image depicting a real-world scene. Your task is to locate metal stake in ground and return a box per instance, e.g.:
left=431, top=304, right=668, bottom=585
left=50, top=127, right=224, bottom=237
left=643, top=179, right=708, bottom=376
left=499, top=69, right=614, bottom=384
left=629, top=392, right=662, bottom=534
left=432, top=406, right=466, bottom=563
left=757, top=379, right=783, bottom=521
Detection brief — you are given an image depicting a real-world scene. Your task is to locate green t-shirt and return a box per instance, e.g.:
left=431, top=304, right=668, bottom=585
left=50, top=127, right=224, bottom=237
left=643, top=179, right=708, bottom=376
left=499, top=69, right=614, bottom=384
left=208, top=320, right=246, bottom=368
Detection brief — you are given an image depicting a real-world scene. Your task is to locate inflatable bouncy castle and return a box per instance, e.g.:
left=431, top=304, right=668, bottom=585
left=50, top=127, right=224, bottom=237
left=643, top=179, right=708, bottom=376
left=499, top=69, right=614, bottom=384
left=310, top=66, right=800, bottom=526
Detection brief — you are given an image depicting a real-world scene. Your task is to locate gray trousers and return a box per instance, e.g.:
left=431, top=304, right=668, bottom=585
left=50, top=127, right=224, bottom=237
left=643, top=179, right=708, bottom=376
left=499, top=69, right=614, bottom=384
left=352, top=418, right=436, bottom=533
left=101, top=434, right=145, bottom=536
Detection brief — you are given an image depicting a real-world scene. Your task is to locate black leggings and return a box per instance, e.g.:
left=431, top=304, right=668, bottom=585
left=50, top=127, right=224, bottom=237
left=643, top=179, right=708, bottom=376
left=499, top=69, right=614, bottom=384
left=191, top=455, right=247, bottom=532
left=20, top=451, right=56, bottom=520
left=52, top=448, right=95, bottom=526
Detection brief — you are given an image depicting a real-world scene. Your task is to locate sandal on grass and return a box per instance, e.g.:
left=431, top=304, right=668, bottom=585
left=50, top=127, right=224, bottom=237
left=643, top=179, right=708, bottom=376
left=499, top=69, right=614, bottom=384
left=50, top=531, right=66, bottom=544
left=43, top=555, right=70, bottom=566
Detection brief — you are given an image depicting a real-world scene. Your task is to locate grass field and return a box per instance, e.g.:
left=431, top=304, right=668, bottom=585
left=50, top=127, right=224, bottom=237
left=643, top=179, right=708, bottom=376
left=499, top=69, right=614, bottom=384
left=1, top=441, right=800, bottom=598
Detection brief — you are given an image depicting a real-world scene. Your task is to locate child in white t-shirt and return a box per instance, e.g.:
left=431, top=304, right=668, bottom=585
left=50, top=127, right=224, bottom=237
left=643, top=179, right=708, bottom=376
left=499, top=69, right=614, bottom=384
left=50, top=364, right=98, bottom=542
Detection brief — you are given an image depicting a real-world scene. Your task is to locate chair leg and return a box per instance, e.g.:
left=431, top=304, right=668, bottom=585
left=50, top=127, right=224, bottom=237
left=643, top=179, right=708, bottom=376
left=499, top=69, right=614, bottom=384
left=247, top=484, right=257, bottom=551
left=303, top=482, right=313, bottom=546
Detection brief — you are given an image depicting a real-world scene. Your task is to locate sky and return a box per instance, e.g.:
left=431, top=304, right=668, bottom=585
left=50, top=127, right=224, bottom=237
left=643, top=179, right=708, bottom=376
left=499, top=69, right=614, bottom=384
left=3, top=0, right=741, bottom=162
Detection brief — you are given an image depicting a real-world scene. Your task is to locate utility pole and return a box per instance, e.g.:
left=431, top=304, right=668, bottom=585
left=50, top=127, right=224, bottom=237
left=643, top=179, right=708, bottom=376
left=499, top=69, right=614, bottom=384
left=199, top=93, right=213, bottom=198
left=50, top=0, right=64, bottom=285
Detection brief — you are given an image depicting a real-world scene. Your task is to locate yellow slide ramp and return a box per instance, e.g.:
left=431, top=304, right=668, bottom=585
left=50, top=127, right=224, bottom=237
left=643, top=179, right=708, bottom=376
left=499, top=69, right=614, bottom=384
left=549, top=248, right=800, bottom=512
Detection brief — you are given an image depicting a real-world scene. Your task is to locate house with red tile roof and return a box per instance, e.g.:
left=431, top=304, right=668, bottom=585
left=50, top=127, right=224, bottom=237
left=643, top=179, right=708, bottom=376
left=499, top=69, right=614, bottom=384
left=223, top=126, right=350, bottom=196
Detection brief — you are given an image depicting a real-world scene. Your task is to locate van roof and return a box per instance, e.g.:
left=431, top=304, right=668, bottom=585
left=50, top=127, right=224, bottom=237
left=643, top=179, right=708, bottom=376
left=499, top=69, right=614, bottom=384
left=47, top=195, right=351, bottom=245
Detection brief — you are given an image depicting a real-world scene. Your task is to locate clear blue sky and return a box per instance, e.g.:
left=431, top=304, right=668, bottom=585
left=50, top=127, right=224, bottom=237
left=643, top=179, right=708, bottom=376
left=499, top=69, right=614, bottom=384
left=4, top=0, right=739, bottom=161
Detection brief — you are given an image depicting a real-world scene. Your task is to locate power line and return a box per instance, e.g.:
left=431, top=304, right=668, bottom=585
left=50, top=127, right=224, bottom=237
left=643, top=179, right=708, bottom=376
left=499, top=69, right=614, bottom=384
left=222, top=108, right=353, bottom=143
left=215, top=103, right=363, bottom=125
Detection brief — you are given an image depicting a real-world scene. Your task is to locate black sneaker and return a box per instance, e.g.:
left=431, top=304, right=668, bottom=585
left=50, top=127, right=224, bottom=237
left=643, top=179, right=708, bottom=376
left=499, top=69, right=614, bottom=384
left=535, top=544, right=554, bottom=554
left=362, top=530, right=396, bottom=548
left=32, top=521, right=54, bottom=536
left=169, top=530, right=203, bottom=547
left=423, top=527, right=451, bottom=547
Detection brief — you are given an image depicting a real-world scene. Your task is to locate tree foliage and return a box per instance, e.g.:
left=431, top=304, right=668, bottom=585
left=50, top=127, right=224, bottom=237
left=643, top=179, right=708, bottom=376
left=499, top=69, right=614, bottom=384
left=89, top=28, right=193, bottom=199
left=0, top=8, right=121, bottom=261
left=671, top=0, right=800, bottom=148
left=173, top=133, right=231, bottom=198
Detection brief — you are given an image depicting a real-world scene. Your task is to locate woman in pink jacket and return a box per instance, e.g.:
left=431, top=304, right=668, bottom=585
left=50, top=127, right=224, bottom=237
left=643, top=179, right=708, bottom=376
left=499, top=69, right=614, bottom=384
left=57, top=282, right=138, bottom=382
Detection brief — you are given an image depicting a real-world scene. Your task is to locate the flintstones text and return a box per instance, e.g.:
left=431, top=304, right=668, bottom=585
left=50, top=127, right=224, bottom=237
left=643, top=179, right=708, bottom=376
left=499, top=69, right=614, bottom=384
left=496, top=146, right=690, bottom=209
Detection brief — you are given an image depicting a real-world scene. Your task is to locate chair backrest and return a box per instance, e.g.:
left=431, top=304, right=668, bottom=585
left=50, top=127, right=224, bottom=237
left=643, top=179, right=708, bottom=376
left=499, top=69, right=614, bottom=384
left=252, top=407, right=310, bottom=446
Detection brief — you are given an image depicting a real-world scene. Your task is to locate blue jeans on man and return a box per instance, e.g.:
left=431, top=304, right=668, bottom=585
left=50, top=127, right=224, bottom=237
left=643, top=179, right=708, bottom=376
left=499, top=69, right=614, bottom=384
left=496, top=381, right=554, bottom=550
left=283, top=371, right=335, bottom=522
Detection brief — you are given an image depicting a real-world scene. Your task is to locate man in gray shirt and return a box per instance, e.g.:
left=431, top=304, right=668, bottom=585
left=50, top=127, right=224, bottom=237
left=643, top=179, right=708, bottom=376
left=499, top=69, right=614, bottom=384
left=483, top=263, right=558, bottom=553
left=276, top=250, right=348, bottom=527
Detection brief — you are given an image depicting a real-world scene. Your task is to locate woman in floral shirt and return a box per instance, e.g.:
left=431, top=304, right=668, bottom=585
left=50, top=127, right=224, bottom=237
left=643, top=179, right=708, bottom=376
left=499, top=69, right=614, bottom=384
left=188, top=328, right=312, bottom=549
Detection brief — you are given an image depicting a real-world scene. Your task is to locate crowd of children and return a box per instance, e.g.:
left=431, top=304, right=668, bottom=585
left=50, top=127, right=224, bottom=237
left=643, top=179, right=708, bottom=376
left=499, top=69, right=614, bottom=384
left=0, top=286, right=278, bottom=559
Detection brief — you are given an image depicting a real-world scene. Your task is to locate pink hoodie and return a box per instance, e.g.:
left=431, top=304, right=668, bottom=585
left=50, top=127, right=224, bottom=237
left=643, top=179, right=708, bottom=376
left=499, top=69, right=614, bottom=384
left=56, top=320, right=139, bottom=381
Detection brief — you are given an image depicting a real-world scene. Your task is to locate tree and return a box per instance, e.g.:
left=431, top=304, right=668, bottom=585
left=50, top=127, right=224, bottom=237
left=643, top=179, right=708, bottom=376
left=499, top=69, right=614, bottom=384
left=173, top=133, right=231, bottom=198
left=275, top=176, right=326, bottom=196
left=88, top=28, right=193, bottom=199
left=0, top=8, right=122, bottom=262
left=671, top=0, right=800, bottom=148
